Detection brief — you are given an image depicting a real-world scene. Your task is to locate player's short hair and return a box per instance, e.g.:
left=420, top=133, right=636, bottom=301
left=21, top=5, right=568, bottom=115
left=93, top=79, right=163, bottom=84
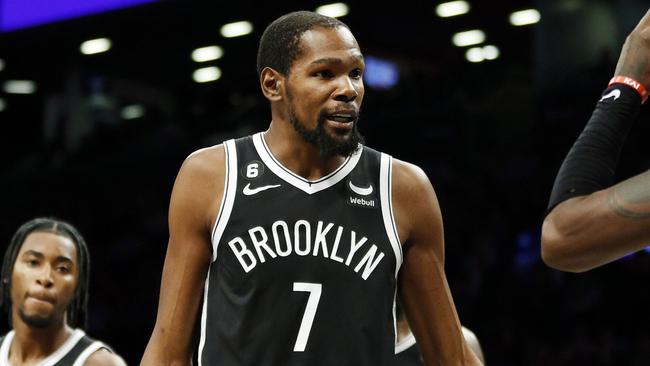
left=256, top=11, right=350, bottom=76
left=0, top=217, right=90, bottom=328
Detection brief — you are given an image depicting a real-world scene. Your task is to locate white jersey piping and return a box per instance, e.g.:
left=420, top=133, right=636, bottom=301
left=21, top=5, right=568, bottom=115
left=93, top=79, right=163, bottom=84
left=0, top=329, right=86, bottom=366
left=210, top=139, right=238, bottom=262
left=380, top=153, right=403, bottom=274
left=252, top=132, right=362, bottom=195
left=380, top=153, right=403, bottom=346
left=394, top=332, right=417, bottom=354
left=71, top=341, right=107, bottom=366
left=197, top=265, right=212, bottom=366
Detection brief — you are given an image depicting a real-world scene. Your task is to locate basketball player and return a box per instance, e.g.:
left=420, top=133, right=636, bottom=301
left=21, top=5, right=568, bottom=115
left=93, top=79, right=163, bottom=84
left=142, top=11, right=481, bottom=365
left=0, top=218, right=125, bottom=365
left=542, top=7, right=650, bottom=272
left=542, top=9, right=650, bottom=272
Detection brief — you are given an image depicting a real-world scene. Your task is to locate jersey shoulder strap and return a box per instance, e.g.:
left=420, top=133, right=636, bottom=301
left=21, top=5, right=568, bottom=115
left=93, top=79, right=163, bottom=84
left=56, top=330, right=113, bottom=366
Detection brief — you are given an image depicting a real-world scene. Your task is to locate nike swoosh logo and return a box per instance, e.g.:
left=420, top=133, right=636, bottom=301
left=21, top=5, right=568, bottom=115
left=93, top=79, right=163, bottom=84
left=600, top=89, right=621, bottom=102
left=349, top=181, right=373, bottom=196
left=243, top=183, right=281, bottom=196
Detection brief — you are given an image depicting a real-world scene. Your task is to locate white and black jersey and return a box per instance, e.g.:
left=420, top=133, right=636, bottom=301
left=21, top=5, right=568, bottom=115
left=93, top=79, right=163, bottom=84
left=393, top=333, right=423, bottom=366
left=199, top=132, right=403, bottom=366
left=0, top=329, right=110, bottom=366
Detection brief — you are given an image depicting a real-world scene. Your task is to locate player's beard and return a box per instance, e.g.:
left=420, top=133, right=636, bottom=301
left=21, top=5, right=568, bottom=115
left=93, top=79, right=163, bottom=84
left=18, top=308, right=55, bottom=328
left=287, top=95, right=364, bottom=158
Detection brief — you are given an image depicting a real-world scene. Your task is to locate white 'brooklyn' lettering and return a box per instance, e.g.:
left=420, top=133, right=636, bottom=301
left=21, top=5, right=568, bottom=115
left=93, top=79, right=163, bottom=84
left=227, top=220, right=386, bottom=280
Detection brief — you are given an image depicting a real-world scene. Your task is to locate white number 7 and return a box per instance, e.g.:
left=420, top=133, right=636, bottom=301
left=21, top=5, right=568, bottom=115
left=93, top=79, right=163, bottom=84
left=292, top=282, right=322, bottom=352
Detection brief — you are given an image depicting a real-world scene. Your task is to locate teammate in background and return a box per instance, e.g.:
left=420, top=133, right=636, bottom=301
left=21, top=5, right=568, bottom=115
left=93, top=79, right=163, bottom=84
left=394, top=311, right=485, bottom=365
left=142, top=11, right=481, bottom=365
left=0, top=218, right=126, bottom=366
left=542, top=9, right=650, bottom=272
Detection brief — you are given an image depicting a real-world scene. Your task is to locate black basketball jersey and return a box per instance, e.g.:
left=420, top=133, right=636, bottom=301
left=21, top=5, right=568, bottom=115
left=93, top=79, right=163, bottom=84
left=0, top=329, right=110, bottom=366
left=393, top=334, right=423, bottom=366
left=198, top=132, right=403, bottom=366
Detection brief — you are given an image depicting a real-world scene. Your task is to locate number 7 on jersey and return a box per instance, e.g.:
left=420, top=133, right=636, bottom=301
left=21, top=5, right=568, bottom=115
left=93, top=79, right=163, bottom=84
left=292, top=282, right=322, bottom=352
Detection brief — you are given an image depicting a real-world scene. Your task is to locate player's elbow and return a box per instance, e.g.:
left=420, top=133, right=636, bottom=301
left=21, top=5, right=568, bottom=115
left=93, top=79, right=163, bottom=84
left=541, top=213, right=591, bottom=273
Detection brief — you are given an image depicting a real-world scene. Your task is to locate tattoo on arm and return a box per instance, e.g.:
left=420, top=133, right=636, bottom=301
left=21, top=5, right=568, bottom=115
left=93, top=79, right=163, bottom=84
left=607, top=170, right=650, bottom=220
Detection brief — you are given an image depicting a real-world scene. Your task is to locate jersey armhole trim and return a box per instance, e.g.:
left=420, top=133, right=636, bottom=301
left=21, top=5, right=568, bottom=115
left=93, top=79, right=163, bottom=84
left=197, top=265, right=212, bottom=366
left=394, top=332, right=416, bottom=354
left=210, top=139, right=238, bottom=262
left=380, top=153, right=403, bottom=277
left=380, top=153, right=403, bottom=348
left=0, top=331, right=14, bottom=366
left=71, top=341, right=108, bottom=366
left=40, top=329, right=85, bottom=366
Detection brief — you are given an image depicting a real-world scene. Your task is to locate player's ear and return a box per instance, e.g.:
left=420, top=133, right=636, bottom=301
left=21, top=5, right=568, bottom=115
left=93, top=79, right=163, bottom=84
left=260, top=67, right=285, bottom=102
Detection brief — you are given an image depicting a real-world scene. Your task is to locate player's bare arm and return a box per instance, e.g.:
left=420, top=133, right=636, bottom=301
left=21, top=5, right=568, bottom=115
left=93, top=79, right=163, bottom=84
left=141, top=145, right=225, bottom=366
left=392, top=159, right=482, bottom=366
left=85, top=348, right=128, bottom=366
left=543, top=171, right=650, bottom=272
left=542, top=8, right=650, bottom=272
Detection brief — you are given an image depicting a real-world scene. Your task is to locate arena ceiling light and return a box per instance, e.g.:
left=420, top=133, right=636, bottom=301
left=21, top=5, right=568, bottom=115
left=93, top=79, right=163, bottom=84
left=315, top=3, right=349, bottom=18
left=482, top=45, right=499, bottom=60
left=192, top=46, right=223, bottom=62
left=452, top=29, right=485, bottom=47
left=121, top=104, right=145, bottom=120
left=3, top=80, right=37, bottom=94
left=80, top=37, right=112, bottom=55
left=436, top=1, right=470, bottom=18
left=510, top=9, right=541, bottom=26
left=220, top=21, right=253, bottom=38
left=466, top=48, right=484, bottom=63
left=465, top=45, right=500, bottom=63
left=0, top=98, right=5, bottom=112
left=193, top=66, right=222, bottom=83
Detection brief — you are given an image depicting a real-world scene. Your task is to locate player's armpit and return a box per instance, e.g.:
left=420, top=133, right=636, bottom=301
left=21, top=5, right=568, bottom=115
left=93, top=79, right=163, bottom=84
left=141, top=146, right=226, bottom=366
left=85, top=348, right=127, bottom=366
left=542, top=169, right=650, bottom=273
left=391, top=160, right=482, bottom=366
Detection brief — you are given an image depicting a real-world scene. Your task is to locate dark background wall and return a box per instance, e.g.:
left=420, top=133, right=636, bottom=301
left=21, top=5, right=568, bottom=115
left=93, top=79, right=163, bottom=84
left=1, top=0, right=650, bottom=364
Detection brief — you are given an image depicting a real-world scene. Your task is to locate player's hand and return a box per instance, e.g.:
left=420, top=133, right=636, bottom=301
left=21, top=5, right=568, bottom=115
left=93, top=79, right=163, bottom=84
left=614, top=8, right=650, bottom=88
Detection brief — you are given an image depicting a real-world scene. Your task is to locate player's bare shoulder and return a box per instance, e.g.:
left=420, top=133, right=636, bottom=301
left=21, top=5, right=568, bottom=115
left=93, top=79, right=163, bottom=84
left=171, top=144, right=228, bottom=231
left=83, top=348, right=127, bottom=366
left=391, top=158, right=436, bottom=195
left=390, top=158, right=442, bottom=245
left=181, top=144, right=226, bottom=183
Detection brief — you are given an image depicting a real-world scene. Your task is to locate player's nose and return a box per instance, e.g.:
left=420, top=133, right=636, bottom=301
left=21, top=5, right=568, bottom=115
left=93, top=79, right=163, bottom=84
left=35, top=266, right=54, bottom=288
left=333, top=76, right=358, bottom=102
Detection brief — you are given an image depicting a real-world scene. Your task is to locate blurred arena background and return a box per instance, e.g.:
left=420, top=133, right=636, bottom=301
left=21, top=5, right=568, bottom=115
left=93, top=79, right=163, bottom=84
left=2, top=0, right=650, bottom=364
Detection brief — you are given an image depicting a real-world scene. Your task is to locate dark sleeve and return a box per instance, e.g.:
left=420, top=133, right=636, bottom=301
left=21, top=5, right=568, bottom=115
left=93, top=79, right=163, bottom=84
left=546, top=84, right=642, bottom=214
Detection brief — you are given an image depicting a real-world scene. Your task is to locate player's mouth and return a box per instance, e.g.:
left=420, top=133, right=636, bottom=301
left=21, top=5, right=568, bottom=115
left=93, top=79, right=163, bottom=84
left=323, top=111, right=357, bottom=130
left=26, top=291, right=56, bottom=306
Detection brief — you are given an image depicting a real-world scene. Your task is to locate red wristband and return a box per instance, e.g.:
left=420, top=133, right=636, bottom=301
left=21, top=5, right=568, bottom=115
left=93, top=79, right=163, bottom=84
left=609, top=76, right=648, bottom=103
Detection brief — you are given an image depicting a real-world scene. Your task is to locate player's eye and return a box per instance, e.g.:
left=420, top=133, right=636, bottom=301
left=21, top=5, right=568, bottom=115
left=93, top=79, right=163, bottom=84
left=314, top=70, right=334, bottom=79
left=350, top=68, right=363, bottom=79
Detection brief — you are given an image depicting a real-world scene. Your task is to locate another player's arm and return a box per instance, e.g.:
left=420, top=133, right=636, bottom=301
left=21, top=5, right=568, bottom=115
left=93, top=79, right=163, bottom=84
left=392, top=160, right=482, bottom=366
left=141, top=146, right=225, bottom=366
left=542, top=8, right=650, bottom=272
left=85, top=348, right=127, bottom=366
left=543, top=173, right=650, bottom=272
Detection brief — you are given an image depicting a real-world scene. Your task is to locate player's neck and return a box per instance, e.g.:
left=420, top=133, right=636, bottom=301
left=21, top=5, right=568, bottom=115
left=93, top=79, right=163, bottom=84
left=10, top=316, right=74, bottom=363
left=264, top=122, right=347, bottom=180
